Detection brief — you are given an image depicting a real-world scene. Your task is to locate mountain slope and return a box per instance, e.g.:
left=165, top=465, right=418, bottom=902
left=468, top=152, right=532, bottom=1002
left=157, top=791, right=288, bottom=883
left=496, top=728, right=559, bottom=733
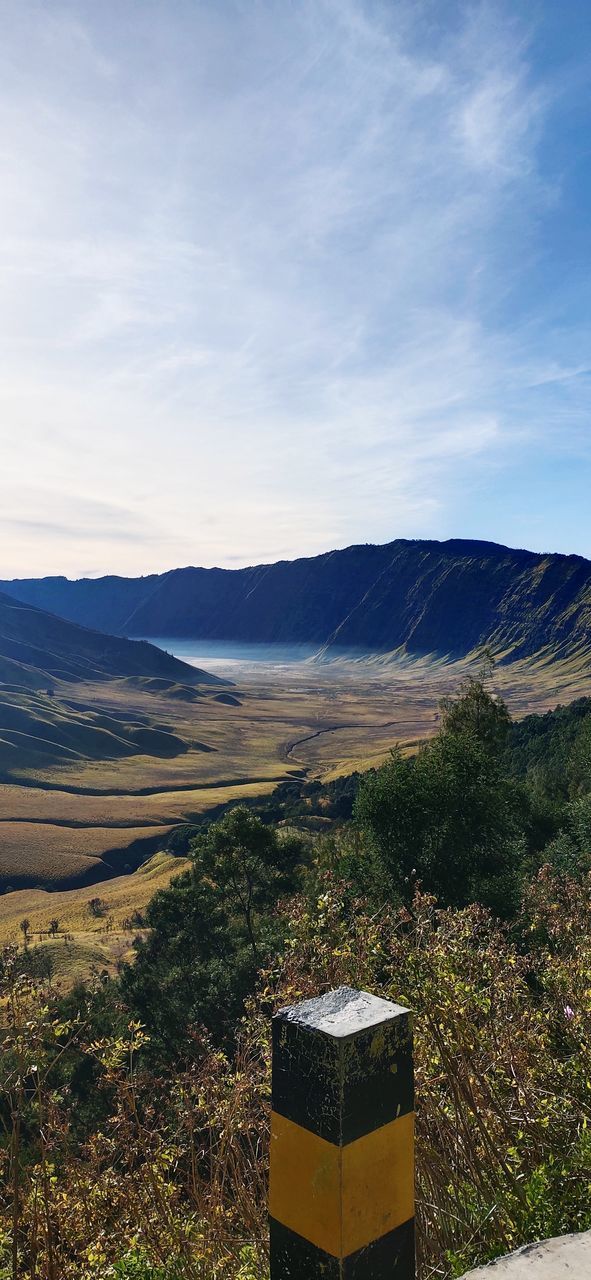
left=0, top=593, right=225, bottom=771
left=0, top=592, right=221, bottom=687
left=3, top=538, right=591, bottom=663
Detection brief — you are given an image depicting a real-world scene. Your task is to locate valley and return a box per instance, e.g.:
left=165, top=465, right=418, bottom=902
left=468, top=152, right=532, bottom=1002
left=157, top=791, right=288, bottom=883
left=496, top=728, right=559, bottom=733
left=3, top=639, right=591, bottom=896
left=4, top=537, right=591, bottom=987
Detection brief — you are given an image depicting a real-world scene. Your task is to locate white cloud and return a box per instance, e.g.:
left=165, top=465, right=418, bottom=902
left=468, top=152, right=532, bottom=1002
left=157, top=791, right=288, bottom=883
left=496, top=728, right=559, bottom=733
left=0, top=0, right=586, bottom=575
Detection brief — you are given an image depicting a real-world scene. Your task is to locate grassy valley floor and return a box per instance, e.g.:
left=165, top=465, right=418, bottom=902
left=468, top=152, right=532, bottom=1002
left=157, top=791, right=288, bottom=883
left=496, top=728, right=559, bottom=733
left=2, top=648, right=591, bottom=929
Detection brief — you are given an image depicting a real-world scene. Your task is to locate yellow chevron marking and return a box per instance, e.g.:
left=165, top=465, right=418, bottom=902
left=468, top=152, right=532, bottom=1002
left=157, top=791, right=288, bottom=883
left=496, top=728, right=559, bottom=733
left=269, top=1110, right=414, bottom=1258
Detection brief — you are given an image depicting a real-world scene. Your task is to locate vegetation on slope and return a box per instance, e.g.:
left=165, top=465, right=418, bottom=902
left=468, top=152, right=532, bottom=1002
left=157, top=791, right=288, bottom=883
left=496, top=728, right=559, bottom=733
left=0, top=689, right=189, bottom=771
left=0, top=852, right=190, bottom=985
left=254, top=685, right=591, bottom=879
left=0, top=596, right=246, bottom=890
left=2, top=863, right=591, bottom=1277
left=0, top=850, right=189, bottom=944
left=0, top=822, right=175, bottom=892
left=2, top=673, right=591, bottom=1278
left=0, top=591, right=226, bottom=777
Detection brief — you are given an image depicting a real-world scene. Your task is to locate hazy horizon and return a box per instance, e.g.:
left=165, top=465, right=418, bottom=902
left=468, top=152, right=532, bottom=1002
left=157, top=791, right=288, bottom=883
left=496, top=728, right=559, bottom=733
left=2, top=1, right=591, bottom=578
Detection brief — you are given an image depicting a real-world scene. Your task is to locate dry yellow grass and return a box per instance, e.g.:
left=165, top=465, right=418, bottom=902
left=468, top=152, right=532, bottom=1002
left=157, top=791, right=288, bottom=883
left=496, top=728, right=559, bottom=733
left=0, top=780, right=281, bottom=888
left=0, top=855, right=189, bottom=957
left=0, top=851, right=190, bottom=985
left=0, top=671, right=307, bottom=887
left=24, top=932, right=136, bottom=987
left=3, top=650, right=591, bottom=896
left=0, top=779, right=281, bottom=827
left=3, top=649, right=591, bottom=985
left=285, top=654, right=591, bottom=771
left=0, top=822, right=173, bottom=888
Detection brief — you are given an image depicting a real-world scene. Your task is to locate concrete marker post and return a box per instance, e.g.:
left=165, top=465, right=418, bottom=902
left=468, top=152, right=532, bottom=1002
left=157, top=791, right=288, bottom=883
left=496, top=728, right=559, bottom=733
left=269, top=985, right=415, bottom=1279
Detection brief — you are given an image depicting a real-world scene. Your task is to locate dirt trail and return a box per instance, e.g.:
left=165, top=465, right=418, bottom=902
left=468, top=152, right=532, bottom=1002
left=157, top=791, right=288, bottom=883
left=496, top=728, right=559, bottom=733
left=285, top=719, right=401, bottom=765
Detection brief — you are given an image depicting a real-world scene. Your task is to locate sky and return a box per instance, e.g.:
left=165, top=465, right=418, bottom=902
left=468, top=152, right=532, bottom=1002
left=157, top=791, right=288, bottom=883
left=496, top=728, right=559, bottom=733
left=1, top=0, right=591, bottom=579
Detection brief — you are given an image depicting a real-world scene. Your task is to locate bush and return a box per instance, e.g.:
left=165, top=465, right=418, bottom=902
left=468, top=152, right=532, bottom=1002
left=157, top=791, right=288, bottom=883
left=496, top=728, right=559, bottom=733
left=2, top=867, right=591, bottom=1278
left=107, top=1253, right=183, bottom=1278
left=166, top=824, right=200, bottom=855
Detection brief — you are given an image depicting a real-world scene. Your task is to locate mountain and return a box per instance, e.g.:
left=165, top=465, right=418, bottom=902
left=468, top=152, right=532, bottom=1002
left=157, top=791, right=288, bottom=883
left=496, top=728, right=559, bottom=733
left=3, top=538, right=591, bottom=663
left=0, top=592, right=225, bottom=771
left=0, top=591, right=221, bottom=689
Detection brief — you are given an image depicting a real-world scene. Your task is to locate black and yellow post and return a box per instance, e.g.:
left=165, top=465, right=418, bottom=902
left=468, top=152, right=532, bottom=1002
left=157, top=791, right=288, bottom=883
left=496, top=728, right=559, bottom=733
left=269, top=985, right=415, bottom=1279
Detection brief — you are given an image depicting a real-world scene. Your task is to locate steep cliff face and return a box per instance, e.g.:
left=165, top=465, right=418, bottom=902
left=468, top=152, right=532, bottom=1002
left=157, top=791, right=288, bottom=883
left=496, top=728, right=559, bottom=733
left=319, top=542, right=591, bottom=659
left=3, top=538, right=591, bottom=662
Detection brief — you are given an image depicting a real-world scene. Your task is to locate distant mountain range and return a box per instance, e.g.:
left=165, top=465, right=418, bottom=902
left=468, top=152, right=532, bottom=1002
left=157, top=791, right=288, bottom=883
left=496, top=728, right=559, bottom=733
left=3, top=538, right=591, bottom=663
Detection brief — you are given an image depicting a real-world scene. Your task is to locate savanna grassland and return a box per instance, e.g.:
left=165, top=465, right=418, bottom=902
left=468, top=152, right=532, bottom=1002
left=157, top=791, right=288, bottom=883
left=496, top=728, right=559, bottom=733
left=0, top=851, right=190, bottom=983
left=0, top=672, right=297, bottom=891
left=4, top=650, right=590, bottom=883
left=4, top=672, right=591, bottom=1280
left=3, top=642, right=591, bottom=983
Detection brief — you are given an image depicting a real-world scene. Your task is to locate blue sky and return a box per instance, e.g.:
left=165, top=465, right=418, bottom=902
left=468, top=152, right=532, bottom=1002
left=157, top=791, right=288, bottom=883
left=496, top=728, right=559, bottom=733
left=1, top=0, right=591, bottom=577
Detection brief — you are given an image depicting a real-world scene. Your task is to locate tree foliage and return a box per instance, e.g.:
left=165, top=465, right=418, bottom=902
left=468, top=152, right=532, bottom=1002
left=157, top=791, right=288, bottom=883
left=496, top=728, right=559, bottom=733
left=440, top=665, right=511, bottom=753
left=354, top=678, right=527, bottom=914
left=122, top=808, right=308, bottom=1054
left=3, top=865, right=591, bottom=1279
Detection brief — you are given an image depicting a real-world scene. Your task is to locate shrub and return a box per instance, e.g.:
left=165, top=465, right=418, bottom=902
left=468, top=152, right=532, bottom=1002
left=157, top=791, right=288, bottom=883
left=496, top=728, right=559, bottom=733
left=107, top=1253, right=183, bottom=1278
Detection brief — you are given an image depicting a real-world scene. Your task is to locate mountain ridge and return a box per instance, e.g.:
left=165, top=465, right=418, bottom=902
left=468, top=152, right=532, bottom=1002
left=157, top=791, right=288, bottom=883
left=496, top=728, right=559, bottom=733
left=0, top=592, right=227, bottom=774
left=0, top=591, right=221, bottom=688
left=3, top=538, right=591, bottom=664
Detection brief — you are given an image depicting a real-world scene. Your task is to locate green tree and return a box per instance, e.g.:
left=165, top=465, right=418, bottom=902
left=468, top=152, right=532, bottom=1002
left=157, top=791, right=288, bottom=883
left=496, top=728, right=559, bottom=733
left=440, top=668, right=511, bottom=754
left=122, top=808, right=307, bottom=1055
left=191, top=806, right=305, bottom=961
left=354, top=730, right=526, bottom=915
left=569, top=716, right=591, bottom=794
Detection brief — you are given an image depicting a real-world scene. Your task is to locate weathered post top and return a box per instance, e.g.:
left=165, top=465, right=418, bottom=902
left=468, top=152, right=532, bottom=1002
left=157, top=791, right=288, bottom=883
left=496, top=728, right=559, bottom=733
left=269, top=985, right=415, bottom=1279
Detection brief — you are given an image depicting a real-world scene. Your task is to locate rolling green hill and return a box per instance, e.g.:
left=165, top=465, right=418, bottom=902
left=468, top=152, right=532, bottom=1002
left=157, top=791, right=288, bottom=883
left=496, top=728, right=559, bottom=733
left=0, top=591, right=222, bottom=688
left=0, top=689, right=191, bottom=771
left=0, top=592, right=225, bottom=771
left=3, top=538, right=591, bottom=663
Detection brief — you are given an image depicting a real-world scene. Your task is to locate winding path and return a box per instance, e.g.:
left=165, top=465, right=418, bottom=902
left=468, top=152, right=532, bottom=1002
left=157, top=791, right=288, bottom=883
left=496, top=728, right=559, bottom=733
left=285, top=718, right=402, bottom=765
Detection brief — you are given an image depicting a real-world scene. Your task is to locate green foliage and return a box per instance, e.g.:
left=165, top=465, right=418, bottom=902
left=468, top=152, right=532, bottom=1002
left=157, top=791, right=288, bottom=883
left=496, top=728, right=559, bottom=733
left=234, top=1245, right=263, bottom=1280
left=569, top=714, right=591, bottom=791
left=165, top=823, right=199, bottom=855
left=263, top=773, right=360, bottom=824
left=106, top=1252, right=182, bottom=1279
left=3, top=852, right=591, bottom=1278
left=507, top=696, right=591, bottom=798
left=190, top=806, right=306, bottom=959
left=352, top=675, right=591, bottom=915
left=273, top=875, right=591, bottom=1278
left=440, top=666, right=511, bottom=753
left=538, top=792, right=591, bottom=876
left=122, top=807, right=308, bottom=1054
left=354, top=727, right=526, bottom=914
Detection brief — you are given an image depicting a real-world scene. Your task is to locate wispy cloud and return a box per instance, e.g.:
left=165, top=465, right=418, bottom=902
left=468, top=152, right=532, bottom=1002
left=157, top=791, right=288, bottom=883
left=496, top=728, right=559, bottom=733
left=0, top=0, right=588, bottom=576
